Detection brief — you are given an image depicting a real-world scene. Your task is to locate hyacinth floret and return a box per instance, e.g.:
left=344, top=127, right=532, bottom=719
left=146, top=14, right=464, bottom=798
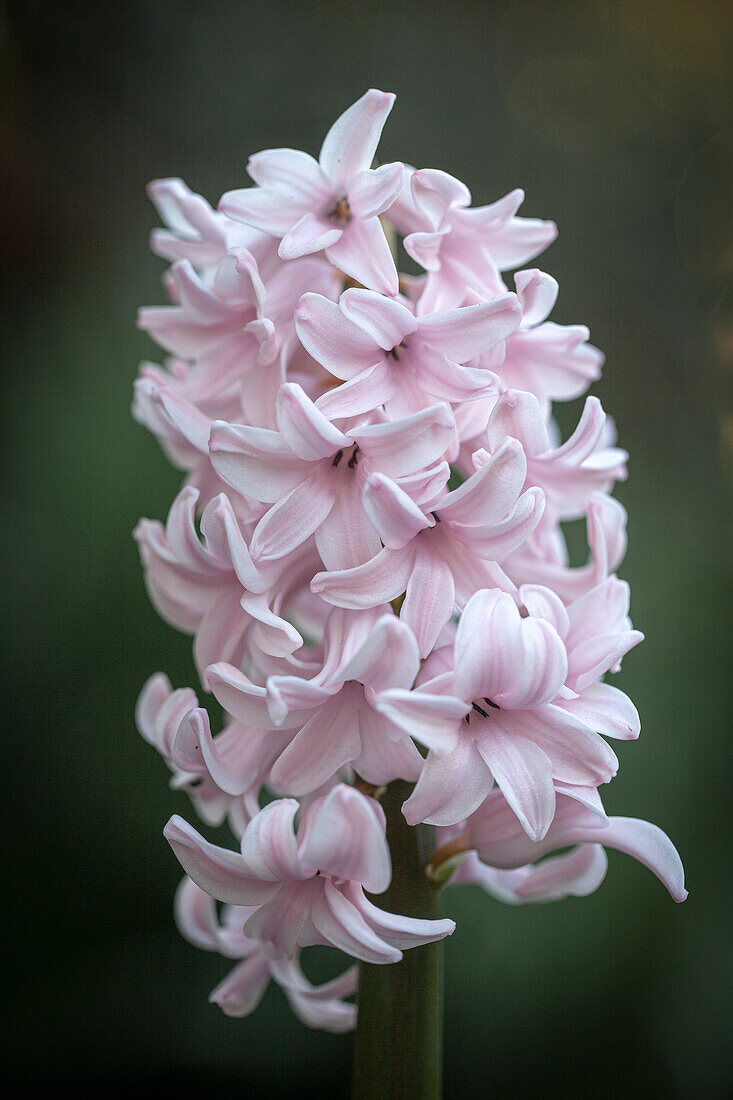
left=133, top=89, right=686, bottom=1032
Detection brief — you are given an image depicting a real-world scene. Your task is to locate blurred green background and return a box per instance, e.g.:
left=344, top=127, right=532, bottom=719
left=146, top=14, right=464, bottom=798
left=3, top=0, right=732, bottom=1095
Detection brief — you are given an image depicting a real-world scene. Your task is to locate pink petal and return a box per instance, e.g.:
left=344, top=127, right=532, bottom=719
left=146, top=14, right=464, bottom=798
left=250, top=473, right=336, bottom=561
left=362, top=473, right=432, bottom=549
left=209, top=953, right=271, bottom=1017
left=312, top=881, right=402, bottom=963
left=402, top=737, right=494, bottom=826
left=219, top=187, right=307, bottom=235
left=347, top=881, right=456, bottom=947
left=326, top=216, right=399, bottom=296
left=454, top=590, right=548, bottom=706
left=336, top=614, right=420, bottom=692
left=314, top=477, right=382, bottom=570
left=240, top=798, right=305, bottom=881
left=410, top=168, right=471, bottom=227
left=354, top=707, right=424, bottom=784
left=301, top=785, right=391, bottom=893
left=475, top=731, right=556, bottom=841
left=319, top=89, right=396, bottom=184
left=209, top=421, right=305, bottom=503
left=247, top=148, right=331, bottom=204
left=560, top=682, right=640, bottom=740
left=514, top=268, right=558, bottom=327
left=295, top=292, right=378, bottom=379
left=494, top=705, right=619, bottom=787
left=269, top=691, right=362, bottom=794
left=456, top=486, right=545, bottom=562
left=355, top=402, right=454, bottom=477
left=513, top=844, right=607, bottom=901
left=206, top=663, right=277, bottom=729
left=551, top=395, right=605, bottom=463
left=401, top=544, right=456, bottom=658
left=276, top=382, right=350, bottom=460
left=440, top=438, right=527, bottom=525
left=312, top=546, right=413, bottom=609
left=416, top=294, right=521, bottom=362
left=374, top=688, right=464, bottom=753
left=315, top=360, right=397, bottom=419
left=164, top=815, right=277, bottom=905
left=416, top=347, right=499, bottom=402
left=280, top=211, right=342, bottom=260
left=340, top=288, right=417, bottom=350
left=200, top=494, right=264, bottom=591
left=518, top=583, right=570, bottom=637
left=487, top=389, right=551, bottom=457
left=577, top=816, right=687, bottom=902
left=173, top=876, right=220, bottom=951
left=348, top=162, right=404, bottom=219
left=403, top=228, right=449, bottom=272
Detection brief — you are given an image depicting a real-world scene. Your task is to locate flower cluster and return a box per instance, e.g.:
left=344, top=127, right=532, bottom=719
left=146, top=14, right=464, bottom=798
left=134, top=90, right=686, bottom=1031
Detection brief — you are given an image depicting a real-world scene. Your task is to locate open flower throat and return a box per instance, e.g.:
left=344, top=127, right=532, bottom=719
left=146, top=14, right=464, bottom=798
left=133, top=89, right=686, bottom=1033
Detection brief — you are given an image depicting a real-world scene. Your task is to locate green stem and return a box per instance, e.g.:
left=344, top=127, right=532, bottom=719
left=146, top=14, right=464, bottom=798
left=351, top=781, right=443, bottom=1100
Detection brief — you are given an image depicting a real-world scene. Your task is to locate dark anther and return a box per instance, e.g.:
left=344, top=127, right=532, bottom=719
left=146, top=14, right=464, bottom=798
left=347, top=446, right=360, bottom=469
left=387, top=342, right=407, bottom=361
left=327, top=195, right=352, bottom=226
left=472, top=702, right=489, bottom=718
left=431, top=512, right=442, bottom=523
left=332, top=449, right=344, bottom=467
left=483, top=697, right=500, bottom=710
left=187, top=778, right=203, bottom=789
left=465, top=713, right=471, bottom=724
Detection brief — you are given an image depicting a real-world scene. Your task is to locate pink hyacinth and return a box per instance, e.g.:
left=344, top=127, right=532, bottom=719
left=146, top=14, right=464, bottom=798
left=133, top=89, right=686, bottom=1040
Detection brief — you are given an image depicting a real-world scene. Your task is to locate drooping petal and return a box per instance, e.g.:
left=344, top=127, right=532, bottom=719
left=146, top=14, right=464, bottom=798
left=209, top=421, right=305, bottom=503
left=164, top=815, right=277, bottom=905
left=311, top=880, right=402, bottom=963
left=209, top=953, right=271, bottom=1018
left=294, top=293, right=379, bottom=379
left=401, top=543, right=456, bottom=658
left=173, top=876, right=220, bottom=951
left=514, top=268, right=559, bottom=327
left=473, top=728, right=556, bottom=841
left=250, top=473, right=336, bottom=561
left=311, top=546, right=414, bottom=608
left=346, top=881, right=456, bottom=948
left=326, top=216, right=399, bottom=296
left=269, top=691, right=362, bottom=794
left=402, top=737, right=494, bottom=826
left=280, top=212, right=343, bottom=260
left=487, top=389, right=551, bottom=457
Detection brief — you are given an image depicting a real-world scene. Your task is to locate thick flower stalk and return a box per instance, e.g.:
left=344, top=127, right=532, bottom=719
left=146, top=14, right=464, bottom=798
left=133, top=90, right=686, bottom=1092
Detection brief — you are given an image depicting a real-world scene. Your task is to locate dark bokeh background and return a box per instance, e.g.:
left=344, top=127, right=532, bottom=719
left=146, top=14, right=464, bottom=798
left=3, top=1, right=732, bottom=1095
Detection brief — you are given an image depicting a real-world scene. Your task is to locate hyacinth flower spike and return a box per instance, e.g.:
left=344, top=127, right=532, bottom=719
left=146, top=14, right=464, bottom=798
left=133, top=88, right=686, bottom=1098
